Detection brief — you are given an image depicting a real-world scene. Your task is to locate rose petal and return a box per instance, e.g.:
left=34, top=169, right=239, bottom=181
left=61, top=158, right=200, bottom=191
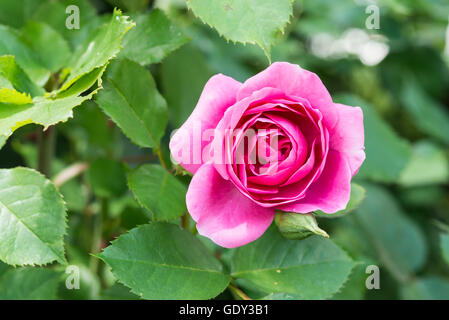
left=237, top=62, right=338, bottom=129
left=169, top=74, right=241, bottom=174
left=186, top=164, right=275, bottom=248
left=277, top=150, right=352, bottom=213
left=330, top=103, right=365, bottom=176
left=212, top=87, right=287, bottom=179
left=281, top=139, right=317, bottom=186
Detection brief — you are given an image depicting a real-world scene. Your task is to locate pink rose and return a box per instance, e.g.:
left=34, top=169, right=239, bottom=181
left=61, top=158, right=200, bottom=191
left=170, top=62, right=365, bottom=248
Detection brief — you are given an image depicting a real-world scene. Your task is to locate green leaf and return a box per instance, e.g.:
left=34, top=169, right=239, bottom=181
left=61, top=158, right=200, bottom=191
left=441, top=233, right=449, bottom=266
left=59, top=177, right=88, bottom=212
left=231, top=225, right=355, bottom=299
left=0, top=25, right=49, bottom=86
left=59, top=100, right=116, bottom=155
left=107, top=0, right=150, bottom=12
left=0, top=167, right=67, bottom=266
left=21, top=21, right=71, bottom=73
left=186, top=0, right=293, bottom=60
left=59, top=8, right=135, bottom=92
left=401, top=81, right=449, bottom=145
left=400, top=276, right=449, bottom=300
left=336, top=94, right=412, bottom=183
left=275, top=212, right=329, bottom=240
left=260, top=292, right=301, bottom=300
left=351, top=183, right=427, bottom=282
left=119, top=10, right=189, bottom=65
left=0, top=55, right=44, bottom=97
left=0, top=0, right=45, bottom=29
left=58, top=264, right=101, bottom=300
left=97, top=223, right=230, bottom=299
left=0, top=52, right=102, bottom=139
left=96, top=58, right=168, bottom=148
left=161, top=44, right=213, bottom=128
left=128, top=164, right=187, bottom=221
left=0, top=261, right=7, bottom=277
left=314, top=183, right=366, bottom=218
left=330, top=263, right=368, bottom=300
left=101, top=283, right=140, bottom=300
left=398, top=141, right=449, bottom=186
left=56, top=65, right=107, bottom=99
left=0, top=88, right=32, bottom=104
left=0, top=267, right=61, bottom=299
left=0, top=135, right=6, bottom=149
left=31, top=0, right=100, bottom=50
left=0, top=90, right=96, bottom=139
left=86, top=158, right=127, bottom=198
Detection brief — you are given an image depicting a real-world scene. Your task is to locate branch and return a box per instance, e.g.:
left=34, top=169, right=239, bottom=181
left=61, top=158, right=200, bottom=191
left=53, top=162, right=89, bottom=188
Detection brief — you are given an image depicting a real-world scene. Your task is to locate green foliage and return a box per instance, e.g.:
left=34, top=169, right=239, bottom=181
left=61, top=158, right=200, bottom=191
left=128, top=164, right=187, bottom=221
left=0, top=167, right=67, bottom=266
left=0, top=55, right=43, bottom=97
left=101, top=283, right=140, bottom=300
left=0, top=136, right=5, bottom=150
left=350, top=183, right=427, bottom=282
left=60, top=9, right=134, bottom=92
left=0, top=92, right=96, bottom=139
left=0, top=9, right=133, bottom=142
left=161, top=44, right=213, bottom=127
left=336, top=95, right=412, bottom=183
left=186, top=0, right=293, bottom=60
left=98, top=223, right=230, bottom=299
left=119, top=10, right=190, bottom=66
left=401, top=81, right=449, bottom=146
left=398, top=141, right=449, bottom=186
left=87, top=158, right=127, bottom=198
left=441, top=233, right=449, bottom=266
left=21, top=21, right=71, bottom=73
left=96, top=59, right=168, bottom=148
left=400, top=277, right=449, bottom=300
left=31, top=0, right=100, bottom=49
left=108, top=0, right=149, bottom=12
left=331, top=263, right=370, bottom=300
left=0, top=25, right=49, bottom=86
left=231, top=226, right=354, bottom=299
left=0, top=87, right=32, bottom=105
left=0, top=267, right=61, bottom=299
left=0, top=0, right=448, bottom=302
left=0, top=0, right=45, bottom=29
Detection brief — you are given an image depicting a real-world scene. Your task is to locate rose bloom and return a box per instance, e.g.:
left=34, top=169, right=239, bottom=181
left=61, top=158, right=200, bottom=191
left=170, top=62, right=365, bottom=248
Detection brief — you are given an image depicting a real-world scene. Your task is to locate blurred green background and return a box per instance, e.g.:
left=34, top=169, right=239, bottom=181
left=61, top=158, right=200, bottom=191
left=1, top=0, right=449, bottom=299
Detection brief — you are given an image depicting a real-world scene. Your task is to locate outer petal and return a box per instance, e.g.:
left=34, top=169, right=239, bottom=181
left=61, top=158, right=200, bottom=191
left=186, top=164, right=275, bottom=248
left=169, top=74, right=242, bottom=174
left=237, top=62, right=338, bottom=129
left=330, top=103, right=366, bottom=176
left=277, top=150, right=352, bottom=214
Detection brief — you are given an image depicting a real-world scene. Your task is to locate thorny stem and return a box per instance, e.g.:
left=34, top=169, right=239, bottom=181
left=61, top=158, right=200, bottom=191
left=37, top=126, right=56, bottom=178
left=53, top=162, right=89, bottom=187
left=90, top=198, right=108, bottom=274
left=157, top=148, right=168, bottom=169
left=53, top=154, right=158, bottom=187
left=121, top=153, right=157, bottom=163
left=38, top=72, right=61, bottom=177
left=181, top=213, right=188, bottom=229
